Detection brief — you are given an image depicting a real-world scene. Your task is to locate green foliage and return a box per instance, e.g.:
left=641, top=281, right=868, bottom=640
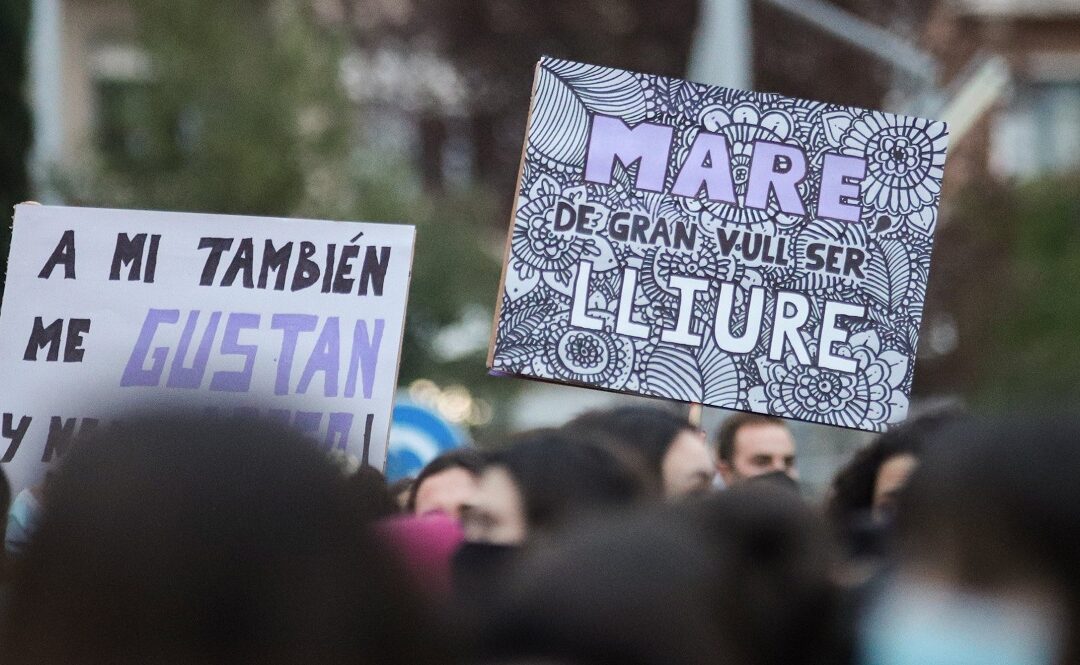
left=61, top=0, right=349, bottom=217
left=56, top=0, right=510, bottom=430
left=980, top=173, right=1080, bottom=406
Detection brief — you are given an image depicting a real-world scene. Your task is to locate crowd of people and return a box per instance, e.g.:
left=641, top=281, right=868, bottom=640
left=0, top=404, right=1076, bottom=665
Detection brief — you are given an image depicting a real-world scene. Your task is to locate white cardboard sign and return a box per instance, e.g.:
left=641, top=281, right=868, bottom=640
left=0, top=205, right=414, bottom=493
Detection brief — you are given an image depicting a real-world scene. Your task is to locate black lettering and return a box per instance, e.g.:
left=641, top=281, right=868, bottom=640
left=805, top=243, right=827, bottom=271
left=825, top=244, right=844, bottom=274
left=649, top=217, right=671, bottom=247
left=630, top=215, right=650, bottom=244
left=1, top=414, right=32, bottom=463
left=575, top=204, right=595, bottom=235
left=322, top=244, right=336, bottom=293
left=64, top=318, right=91, bottom=362
left=38, top=230, right=76, bottom=279
left=358, top=246, right=390, bottom=296
left=553, top=202, right=576, bottom=232
left=198, top=237, right=233, bottom=286
left=715, top=228, right=740, bottom=256
left=843, top=247, right=866, bottom=279
left=221, top=238, right=255, bottom=288
left=258, top=240, right=293, bottom=291
left=42, top=416, right=77, bottom=463
left=291, top=241, right=320, bottom=291
left=333, top=245, right=360, bottom=294
left=109, top=233, right=147, bottom=281
left=23, top=317, right=63, bottom=361
left=608, top=212, right=630, bottom=241
left=742, top=233, right=763, bottom=261
left=145, top=234, right=160, bottom=283
left=673, top=221, right=696, bottom=251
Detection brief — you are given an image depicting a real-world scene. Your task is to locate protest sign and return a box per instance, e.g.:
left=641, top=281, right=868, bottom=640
left=0, top=205, right=414, bottom=493
left=488, top=58, right=949, bottom=432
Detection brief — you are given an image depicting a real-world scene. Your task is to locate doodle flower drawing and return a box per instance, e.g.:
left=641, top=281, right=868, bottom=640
left=531, top=311, right=634, bottom=390
left=681, top=101, right=802, bottom=231
left=844, top=113, right=948, bottom=217
left=747, top=330, right=909, bottom=431
left=507, top=190, right=616, bottom=299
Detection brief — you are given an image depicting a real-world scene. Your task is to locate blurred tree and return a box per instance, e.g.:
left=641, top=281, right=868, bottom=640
left=980, top=174, right=1080, bottom=405
left=60, top=0, right=350, bottom=217
left=0, top=0, right=33, bottom=298
left=57, top=0, right=509, bottom=432
left=913, top=172, right=1080, bottom=408
left=914, top=175, right=1014, bottom=398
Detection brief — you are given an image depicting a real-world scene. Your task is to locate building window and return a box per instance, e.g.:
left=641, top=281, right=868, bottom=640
left=90, top=42, right=180, bottom=170
left=993, top=80, right=1080, bottom=178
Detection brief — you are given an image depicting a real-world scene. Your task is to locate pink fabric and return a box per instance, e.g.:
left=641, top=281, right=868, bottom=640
left=375, top=513, right=464, bottom=598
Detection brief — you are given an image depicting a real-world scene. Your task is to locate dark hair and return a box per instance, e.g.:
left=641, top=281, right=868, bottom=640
left=897, top=415, right=1080, bottom=662
left=486, top=428, right=648, bottom=534
left=715, top=412, right=788, bottom=463
left=0, top=413, right=447, bottom=665
left=826, top=409, right=961, bottom=526
left=484, top=485, right=842, bottom=665
left=349, top=464, right=399, bottom=521
left=564, top=406, right=694, bottom=482
left=407, top=448, right=484, bottom=512
left=387, top=477, right=414, bottom=501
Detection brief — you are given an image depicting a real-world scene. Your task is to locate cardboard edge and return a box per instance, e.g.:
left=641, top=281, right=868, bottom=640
left=379, top=225, right=418, bottom=473
left=486, top=59, right=546, bottom=369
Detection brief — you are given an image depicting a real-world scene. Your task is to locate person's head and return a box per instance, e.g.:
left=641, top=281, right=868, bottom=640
left=484, top=485, right=842, bottom=665
left=0, top=412, right=446, bottom=665
left=566, top=406, right=714, bottom=498
left=461, top=429, right=648, bottom=545
left=715, top=413, right=797, bottom=485
left=348, top=464, right=399, bottom=522
left=827, top=409, right=960, bottom=527
left=407, top=448, right=483, bottom=519
left=865, top=415, right=1080, bottom=665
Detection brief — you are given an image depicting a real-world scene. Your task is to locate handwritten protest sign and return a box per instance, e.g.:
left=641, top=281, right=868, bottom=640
left=0, top=205, right=414, bottom=493
left=488, top=58, right=949, bottom=432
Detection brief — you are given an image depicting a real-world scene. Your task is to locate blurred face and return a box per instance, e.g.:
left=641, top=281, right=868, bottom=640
left=863, top=573, right=1065, bottom=665
left=413, top=467, right=478, bottom=519
left=872, top=453, right=918, bottom=520
left=719, top=423, right=797, bottom=485
left=460, top=466, right=527, bottom=545
left=661, top=429, right=715, bottom=498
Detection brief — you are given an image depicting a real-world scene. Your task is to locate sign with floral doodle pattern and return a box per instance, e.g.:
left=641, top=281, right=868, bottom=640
left=487, top=58, right=949, bottom=432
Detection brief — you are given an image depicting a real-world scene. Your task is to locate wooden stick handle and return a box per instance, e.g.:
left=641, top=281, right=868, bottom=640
left=688, top=402, right=703, bottom=428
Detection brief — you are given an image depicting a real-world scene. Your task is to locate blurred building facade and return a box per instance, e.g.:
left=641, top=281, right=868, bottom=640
left=927, top=0, right=1080, bottom=180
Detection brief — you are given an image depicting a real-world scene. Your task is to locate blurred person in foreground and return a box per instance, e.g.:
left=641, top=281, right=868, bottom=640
left=826, top=410, right=962, bottom=570
left=482, top=484, right=846, bottom=665
left=566, top=406, right=714, bottom=498
left=715, top=413, right=798, bottom=487
left=408, top=448, right=484, bottom=519
left=861, top=415, right=1080, bottom=665
left=452, top=428, right=652, bottom=648
left=0, top=413, right=449, bottom=665
left=460, top=429, right=650, bottom=546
